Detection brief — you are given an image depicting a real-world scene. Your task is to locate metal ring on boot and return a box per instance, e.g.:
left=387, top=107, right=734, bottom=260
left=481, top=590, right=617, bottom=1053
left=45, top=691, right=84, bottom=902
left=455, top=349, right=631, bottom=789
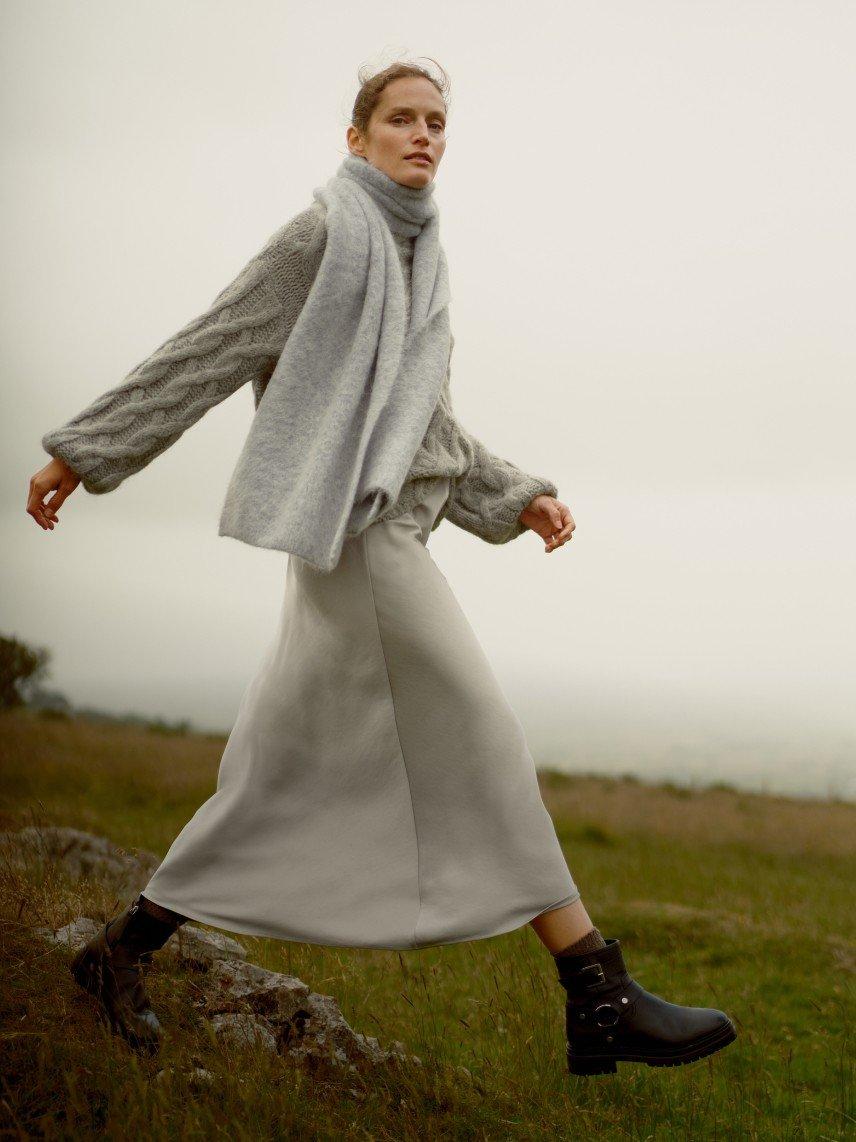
left=593, top=1003, right=621, bottom=1027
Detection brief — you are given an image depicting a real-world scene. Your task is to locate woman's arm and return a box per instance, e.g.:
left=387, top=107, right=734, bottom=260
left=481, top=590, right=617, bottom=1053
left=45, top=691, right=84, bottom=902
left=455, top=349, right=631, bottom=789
left=39, top=207, right=321, bottom=496
left=445, top=428, right=559, bottom=544
left=437, top=336, right=560, bottom=544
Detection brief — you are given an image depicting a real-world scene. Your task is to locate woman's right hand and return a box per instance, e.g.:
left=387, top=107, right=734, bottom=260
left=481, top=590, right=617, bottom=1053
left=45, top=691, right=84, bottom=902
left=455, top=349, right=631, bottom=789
left=27, top=456, right=81, bottom=531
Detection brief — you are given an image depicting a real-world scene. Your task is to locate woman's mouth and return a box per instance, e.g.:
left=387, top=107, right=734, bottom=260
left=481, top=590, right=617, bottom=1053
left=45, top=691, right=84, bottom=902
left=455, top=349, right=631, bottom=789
left=406, top=156, right=431, bottom=165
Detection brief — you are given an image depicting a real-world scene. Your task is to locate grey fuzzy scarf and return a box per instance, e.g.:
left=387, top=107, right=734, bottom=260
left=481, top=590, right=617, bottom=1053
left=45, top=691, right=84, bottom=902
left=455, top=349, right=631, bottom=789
left=217, top=153, right=452, bottom=572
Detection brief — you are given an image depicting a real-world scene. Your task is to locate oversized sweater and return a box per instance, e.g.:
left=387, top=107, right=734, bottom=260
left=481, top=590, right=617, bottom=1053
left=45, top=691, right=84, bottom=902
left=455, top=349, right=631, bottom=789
left=41, top=201, right=558, bottom=546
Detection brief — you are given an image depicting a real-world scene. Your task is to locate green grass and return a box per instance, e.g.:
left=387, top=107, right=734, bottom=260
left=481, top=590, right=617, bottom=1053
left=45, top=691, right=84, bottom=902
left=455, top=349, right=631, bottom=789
left=1, top=708, right=853, bottom=1139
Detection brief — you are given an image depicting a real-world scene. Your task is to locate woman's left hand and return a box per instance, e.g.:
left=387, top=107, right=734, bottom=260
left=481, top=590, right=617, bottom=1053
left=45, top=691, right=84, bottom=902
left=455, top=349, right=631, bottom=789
left=519, top=494, right=576, bottom=553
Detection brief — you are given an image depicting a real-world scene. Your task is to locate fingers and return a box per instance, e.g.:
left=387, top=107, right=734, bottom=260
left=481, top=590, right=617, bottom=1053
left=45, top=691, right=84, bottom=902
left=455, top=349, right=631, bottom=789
left=27, top=480, right=56, bottom=531
left=545, top=503, right=576, bottom=554
left=45, top=486, right=71, bottom=518
left=26, top=462, right=79, bottom=531
left=519, top=496, right=577, bottom=554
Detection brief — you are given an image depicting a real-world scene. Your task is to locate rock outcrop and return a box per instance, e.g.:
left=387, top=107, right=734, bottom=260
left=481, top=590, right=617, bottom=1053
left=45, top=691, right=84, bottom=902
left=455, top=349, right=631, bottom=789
left=0, top=826, right=159, bottom=897
left=9, top=826, right=420, bottom=1073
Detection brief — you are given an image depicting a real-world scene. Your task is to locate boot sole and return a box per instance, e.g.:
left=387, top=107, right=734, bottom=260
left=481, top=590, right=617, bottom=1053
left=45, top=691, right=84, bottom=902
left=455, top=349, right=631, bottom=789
left=70, top=941, right=162, bottom=1054
left=567, top=1018, right=737, bottom=1075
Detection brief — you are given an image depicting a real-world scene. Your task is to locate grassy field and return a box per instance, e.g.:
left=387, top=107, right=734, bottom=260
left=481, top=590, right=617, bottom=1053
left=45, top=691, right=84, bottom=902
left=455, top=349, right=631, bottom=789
left=0, top=707, right=852, bottom=1140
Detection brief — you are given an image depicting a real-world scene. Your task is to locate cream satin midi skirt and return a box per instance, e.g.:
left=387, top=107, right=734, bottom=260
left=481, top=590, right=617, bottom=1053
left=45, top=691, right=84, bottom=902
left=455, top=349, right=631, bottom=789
left=143, top=477, right=579, bottom=950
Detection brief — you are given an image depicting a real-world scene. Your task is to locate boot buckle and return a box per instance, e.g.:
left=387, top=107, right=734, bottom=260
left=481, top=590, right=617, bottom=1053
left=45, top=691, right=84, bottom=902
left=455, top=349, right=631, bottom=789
left=577, top=962, right=606, bottom=988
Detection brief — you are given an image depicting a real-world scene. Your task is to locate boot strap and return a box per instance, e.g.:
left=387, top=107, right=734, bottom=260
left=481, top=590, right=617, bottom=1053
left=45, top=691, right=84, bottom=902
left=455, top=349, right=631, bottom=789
left=577, top=963, right=607, bottom=988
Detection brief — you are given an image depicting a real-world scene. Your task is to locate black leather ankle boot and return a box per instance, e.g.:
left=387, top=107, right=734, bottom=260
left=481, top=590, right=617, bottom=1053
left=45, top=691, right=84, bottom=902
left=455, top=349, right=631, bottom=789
left=70, top=893, right=184, bottom=1052
left=555, top=938, right=737, bottom=1075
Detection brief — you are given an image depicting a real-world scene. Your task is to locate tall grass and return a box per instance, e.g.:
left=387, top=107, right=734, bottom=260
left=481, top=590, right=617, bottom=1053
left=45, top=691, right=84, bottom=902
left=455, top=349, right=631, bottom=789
left=1, top=708, right=853, bottom=1139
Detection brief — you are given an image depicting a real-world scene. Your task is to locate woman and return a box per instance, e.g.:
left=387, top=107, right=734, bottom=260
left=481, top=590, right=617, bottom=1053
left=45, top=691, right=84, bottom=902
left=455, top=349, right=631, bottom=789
left=28, top=59, right=736, bottom=1075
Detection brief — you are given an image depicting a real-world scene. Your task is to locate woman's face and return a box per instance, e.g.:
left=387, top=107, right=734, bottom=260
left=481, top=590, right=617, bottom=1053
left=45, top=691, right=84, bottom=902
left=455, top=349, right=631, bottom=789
left=346, top=76, right=447, bottom=188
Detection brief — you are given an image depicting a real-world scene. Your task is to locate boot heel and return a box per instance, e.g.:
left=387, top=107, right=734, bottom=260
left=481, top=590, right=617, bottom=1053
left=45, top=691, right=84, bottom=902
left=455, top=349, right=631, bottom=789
left=567, top=1052, right=617, bottom=1076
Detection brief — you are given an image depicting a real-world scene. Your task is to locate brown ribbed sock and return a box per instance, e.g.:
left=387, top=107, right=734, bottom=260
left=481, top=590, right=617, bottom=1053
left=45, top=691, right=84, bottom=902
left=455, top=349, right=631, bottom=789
left=556, top=926, right=607, bottom=957
left=138, top=894, right=188, bottom=926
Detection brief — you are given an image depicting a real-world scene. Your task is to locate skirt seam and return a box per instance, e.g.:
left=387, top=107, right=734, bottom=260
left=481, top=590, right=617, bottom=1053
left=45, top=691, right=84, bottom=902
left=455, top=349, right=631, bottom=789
left=361, top=528, right=423, bottom=951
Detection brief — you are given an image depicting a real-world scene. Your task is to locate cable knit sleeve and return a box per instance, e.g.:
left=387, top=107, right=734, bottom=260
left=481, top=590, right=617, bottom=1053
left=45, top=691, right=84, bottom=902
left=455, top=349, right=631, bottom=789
left=40, top=208, right=320, bottom=495
left=440, top=337, right=559, bottom=544
left=445, top=427, right=558, bottom=544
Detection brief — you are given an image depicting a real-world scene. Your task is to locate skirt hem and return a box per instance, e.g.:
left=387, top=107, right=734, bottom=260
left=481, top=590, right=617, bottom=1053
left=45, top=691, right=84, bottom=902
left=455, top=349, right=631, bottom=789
left=141, top=886, right=582, bottom=953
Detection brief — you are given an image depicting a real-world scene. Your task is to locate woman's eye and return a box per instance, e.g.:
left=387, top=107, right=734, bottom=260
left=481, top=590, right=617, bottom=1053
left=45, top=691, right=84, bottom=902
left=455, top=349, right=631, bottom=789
left=391, top=116, right=443, bottom=131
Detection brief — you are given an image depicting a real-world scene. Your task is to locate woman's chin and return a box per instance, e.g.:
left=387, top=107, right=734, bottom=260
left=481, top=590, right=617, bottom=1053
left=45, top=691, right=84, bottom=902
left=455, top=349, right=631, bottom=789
left=398, top=162, right=434, bottom=187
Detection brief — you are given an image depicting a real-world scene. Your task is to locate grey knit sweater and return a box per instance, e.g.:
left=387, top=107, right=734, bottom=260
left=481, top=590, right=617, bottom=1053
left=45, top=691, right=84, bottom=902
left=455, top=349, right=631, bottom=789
left=41, top=201, right=558, bottom=545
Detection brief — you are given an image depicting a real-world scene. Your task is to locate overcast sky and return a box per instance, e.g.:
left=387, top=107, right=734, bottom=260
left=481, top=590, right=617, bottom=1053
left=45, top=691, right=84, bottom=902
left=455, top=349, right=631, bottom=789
left=3, top=1, right=854, bottom=799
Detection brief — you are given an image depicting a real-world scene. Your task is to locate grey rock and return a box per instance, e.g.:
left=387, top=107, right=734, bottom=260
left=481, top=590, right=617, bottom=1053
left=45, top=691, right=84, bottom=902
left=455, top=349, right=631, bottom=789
left=0, top=827, right=159, bottom=896
left=208, top=1013, right=277, bottom=1053
left=205, top=959, right=419, bottom=1070
left=39, top=913, right=422, bottom=1071
left=154, top=1067, right=215, bottom=1087
left=163, top=924, right=248, bottom=966
left=42, top=917, right=101, bottom=948
left=205, top=957, right=311, bottom=1021
left=280, top=991, right=408, bottom=1071
left=22, top=821, right=424, bottom=1075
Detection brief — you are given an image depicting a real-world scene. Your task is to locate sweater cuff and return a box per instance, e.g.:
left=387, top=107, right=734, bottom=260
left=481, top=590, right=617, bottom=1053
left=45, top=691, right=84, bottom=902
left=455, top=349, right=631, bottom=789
left=41, top=432, right=121, bottom=495
left=492, top=474, right=559, bottom=542
left=445, top=453, right=559, bottom=546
